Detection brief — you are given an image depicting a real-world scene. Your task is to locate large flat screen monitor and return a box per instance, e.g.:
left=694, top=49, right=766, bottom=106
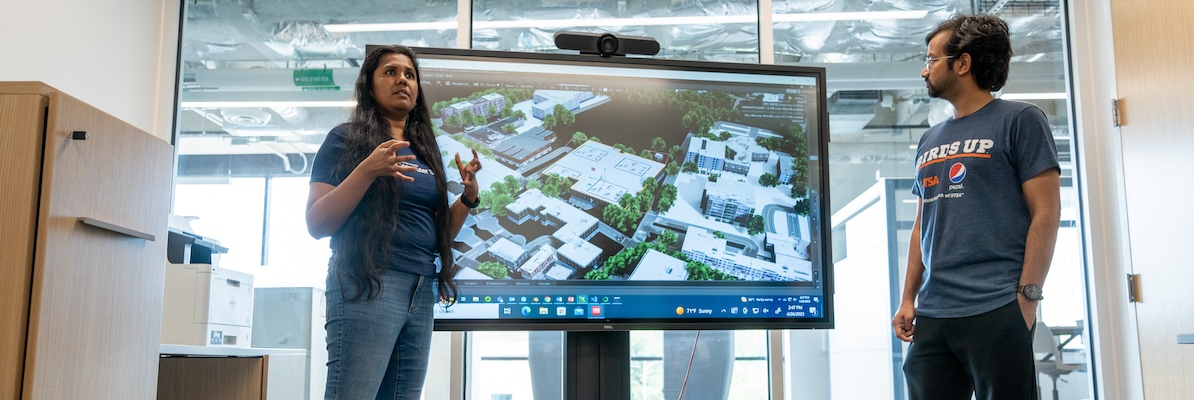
left=396, top=46, right=832, bottom=331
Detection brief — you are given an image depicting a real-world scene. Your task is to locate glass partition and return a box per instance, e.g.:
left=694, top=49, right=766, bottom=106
left=773, top=1, right=1087, bottom=397
left=174, top=0, right=1087, bottom=399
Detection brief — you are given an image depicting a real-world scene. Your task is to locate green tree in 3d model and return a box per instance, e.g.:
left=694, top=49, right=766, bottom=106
left=461, top=110, right=474, bottom=127
left=446, top=114, right=462, bottom=130
left=759, top=173, right=779, bottom=187
left=658, top=230, right=678, bottom=248
left=684, top=261, right=737, bottom=281
left=747, top=214, right=765, bottom=236
left=571, top=131, right=588, bottom=146
left=585, top=267, right=610, bottom=280
left=658, top=184, right=678, bottom=212
left=552, top=104, right=575, bottom=125
left=651, top=137, right=667, bottom=152
left=478, top=261, right=508, bottom=279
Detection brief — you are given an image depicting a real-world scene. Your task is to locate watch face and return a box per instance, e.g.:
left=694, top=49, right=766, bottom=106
left=1021, top=284, right=1043, bottom=300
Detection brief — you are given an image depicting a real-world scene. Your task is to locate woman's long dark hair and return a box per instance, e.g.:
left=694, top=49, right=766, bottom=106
left=329, top=45, right=459, bottom=302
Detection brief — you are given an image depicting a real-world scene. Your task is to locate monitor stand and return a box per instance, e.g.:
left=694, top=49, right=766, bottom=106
left=565, top=331, right=630, bottom=399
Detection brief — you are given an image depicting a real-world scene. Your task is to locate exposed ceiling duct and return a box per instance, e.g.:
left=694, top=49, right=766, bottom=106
left=180, top=0, right=1061, bottom=65
left=175, top=0, right=1068, bottom=164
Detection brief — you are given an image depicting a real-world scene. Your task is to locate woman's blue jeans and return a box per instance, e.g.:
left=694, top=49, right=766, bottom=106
left=324, top=268, right=435, bottom=400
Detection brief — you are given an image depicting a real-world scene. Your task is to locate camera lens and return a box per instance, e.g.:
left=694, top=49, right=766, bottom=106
left=598, top=34, right=619, bottom=56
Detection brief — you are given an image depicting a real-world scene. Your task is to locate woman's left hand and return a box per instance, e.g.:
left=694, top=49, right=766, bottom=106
left=455, top=149, right=482, bottom=201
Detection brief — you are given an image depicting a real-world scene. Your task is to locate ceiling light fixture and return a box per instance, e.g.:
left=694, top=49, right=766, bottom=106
left=998, top=92, right=1068, bottom=100
left=322, top=10, right=929, bottom=33
left=773, top=10, right=929, bottom=23
left=323, top=21, right=456, bottom=33
left=476, top=16, right=757, bottom=29
left=180, top=101, right=356, bottom=109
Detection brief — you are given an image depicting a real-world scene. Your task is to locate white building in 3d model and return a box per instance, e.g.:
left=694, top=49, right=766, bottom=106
left=503, top=188, right=603, bottom=274
left=628, top=249, right=688, bottom=281
left=488, top=237, right=529, bottom=269
left=492, top=126, right=556, bottom=168
left=531, top=90, right=594, bottom=119
left=685, top=138, right=726, bottom=174
left=701, top=179, right=756, bottom=225
left=505, top=188, right=599, bottom=240
left=441, top=92, right=506, bottom=121
left=776, top=155, right=798, bottom=184
left=541, top=141, right=664, bottom=208
left=688, top=122, right=777, bottom=175
left=680, top=226, right=811, bottom=281
left=518, top=245, right=556, bottom=279
left=557, top=236, right=601, bottom=271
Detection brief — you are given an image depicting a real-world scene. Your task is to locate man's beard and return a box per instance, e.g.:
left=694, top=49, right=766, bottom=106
left=926, top=80, right=943, bottom=98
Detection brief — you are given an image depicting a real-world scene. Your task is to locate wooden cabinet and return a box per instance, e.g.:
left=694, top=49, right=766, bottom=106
left=157, top=345, right=306, bottom=400
left=0, top=82, right=173, bottom=399
left=157, top=357, right=265, bottom=400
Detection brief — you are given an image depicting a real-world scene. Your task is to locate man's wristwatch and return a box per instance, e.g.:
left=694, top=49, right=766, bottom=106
left=1019, top=283, right=1044, bottom=301
left=460, top=194, right=481, bottom=209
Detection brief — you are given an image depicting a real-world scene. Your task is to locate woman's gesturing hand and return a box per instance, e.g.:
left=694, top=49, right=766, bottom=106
left=360, top=139, right=419, bottom=182
left=455, top=149, right=482, bottom=200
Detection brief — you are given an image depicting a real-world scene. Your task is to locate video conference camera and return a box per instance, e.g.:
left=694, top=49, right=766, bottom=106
left=553, top=31, right=661, bottom=57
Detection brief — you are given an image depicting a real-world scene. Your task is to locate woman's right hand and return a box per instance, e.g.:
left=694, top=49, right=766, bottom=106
left=357, top=139, right=418, bottom=182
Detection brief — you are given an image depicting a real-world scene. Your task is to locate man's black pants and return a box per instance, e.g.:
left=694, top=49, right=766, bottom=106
left=903, top=300, right=1039, bottom=400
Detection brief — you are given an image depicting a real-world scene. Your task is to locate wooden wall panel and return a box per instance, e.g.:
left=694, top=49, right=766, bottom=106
left=0, top=93, right=47, bottom=400
left=1109, top=1, right=1194, bottom=399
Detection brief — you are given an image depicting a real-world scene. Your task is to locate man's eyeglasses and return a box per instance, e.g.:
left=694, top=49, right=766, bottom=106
left=924, top=55, right=956, bottom=68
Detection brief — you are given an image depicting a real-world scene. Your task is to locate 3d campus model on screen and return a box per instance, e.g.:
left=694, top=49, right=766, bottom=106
left=426, top=67, right=814, bottom=284
left=412, top=50, right=830, bottom=328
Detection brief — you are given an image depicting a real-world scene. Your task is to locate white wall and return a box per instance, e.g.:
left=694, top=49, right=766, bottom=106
left=1068, top=1, right=1145, bottom=399
left=830, top=197, right=897, bottom=399
left=0, top=0, right=180, bottom=140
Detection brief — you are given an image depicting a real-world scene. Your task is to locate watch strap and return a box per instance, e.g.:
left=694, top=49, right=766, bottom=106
left=1019, top=284, right=1044, bottom=300
left=460, top=194, right=480, bottom=209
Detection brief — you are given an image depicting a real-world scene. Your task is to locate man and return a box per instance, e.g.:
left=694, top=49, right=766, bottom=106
left=891, top=14, right=1061, bottom=400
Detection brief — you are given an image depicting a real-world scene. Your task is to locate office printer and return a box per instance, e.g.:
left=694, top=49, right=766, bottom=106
left=161, top=216, right=254, bottom=347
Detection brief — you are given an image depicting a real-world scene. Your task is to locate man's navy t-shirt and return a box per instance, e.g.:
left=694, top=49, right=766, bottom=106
left=911, top=99, right=1059, bottom=318
left=310, top=124, right=441, bottom=277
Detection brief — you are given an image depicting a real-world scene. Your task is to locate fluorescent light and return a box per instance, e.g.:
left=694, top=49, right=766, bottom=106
left=774, top=10, right=929, bottom=23
left=322, top=10, right=929, bottom=33
left=180, top=101, right=356, bottom=108
left=998, top=92, right=1068, bottom=100
left=475, top=15, right=757, bottom=29
left=324, top=21, right=456, bottom=33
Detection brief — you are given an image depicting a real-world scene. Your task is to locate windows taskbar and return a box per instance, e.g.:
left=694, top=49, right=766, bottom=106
left=434, top=294, right=824, bottom=320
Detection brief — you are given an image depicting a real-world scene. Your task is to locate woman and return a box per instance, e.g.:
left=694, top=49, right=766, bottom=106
left=305, top=45, right=482, bottom=399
